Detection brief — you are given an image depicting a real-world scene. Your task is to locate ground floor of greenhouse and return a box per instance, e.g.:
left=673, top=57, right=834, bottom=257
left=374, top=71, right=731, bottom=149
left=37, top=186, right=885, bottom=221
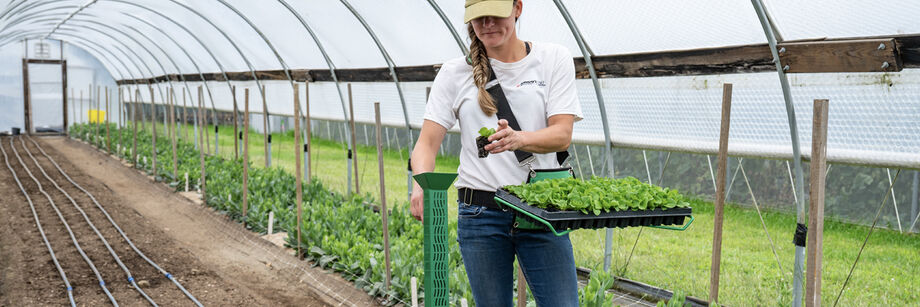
left=0, top=136, right=377, bottom=306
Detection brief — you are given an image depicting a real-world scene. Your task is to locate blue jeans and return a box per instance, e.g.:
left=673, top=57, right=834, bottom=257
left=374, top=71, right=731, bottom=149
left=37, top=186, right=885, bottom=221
left=457, top=202, right=579, bottom=307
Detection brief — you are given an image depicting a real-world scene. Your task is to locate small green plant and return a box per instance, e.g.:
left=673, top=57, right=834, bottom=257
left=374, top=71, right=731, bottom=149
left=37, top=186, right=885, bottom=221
left=579, top=268, right=616, bottom=307
left=476, top=127, right=497, bottom=158
left=656, top=290, right=688, bottom=307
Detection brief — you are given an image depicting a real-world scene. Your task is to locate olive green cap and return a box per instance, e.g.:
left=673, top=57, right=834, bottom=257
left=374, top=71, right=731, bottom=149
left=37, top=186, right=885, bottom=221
left=464, top=0, right=514, bottom=23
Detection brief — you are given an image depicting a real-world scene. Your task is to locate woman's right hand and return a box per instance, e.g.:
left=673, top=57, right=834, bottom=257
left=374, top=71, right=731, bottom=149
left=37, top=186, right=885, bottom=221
left=410, top=184, right=424, bottom=221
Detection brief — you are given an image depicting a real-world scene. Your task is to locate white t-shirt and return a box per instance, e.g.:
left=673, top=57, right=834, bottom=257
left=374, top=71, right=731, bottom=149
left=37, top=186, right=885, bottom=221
left=424, top=41, right=583, bottom=191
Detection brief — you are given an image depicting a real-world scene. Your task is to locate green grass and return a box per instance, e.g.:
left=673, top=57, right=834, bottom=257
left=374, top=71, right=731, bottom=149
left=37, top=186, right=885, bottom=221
left=142, top=122, right=919, bottom=306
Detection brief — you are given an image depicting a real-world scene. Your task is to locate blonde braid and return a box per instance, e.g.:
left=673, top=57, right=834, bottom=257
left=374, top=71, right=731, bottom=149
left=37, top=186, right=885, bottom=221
left=468, top=24, right=497, bottom=116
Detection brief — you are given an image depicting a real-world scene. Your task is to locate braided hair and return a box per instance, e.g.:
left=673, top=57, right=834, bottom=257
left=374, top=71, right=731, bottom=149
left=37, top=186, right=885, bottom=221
left=467, top=23, right=497, bottom=116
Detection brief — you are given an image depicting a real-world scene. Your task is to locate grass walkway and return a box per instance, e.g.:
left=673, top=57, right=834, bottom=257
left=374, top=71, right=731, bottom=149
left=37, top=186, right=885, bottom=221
left=150, top=122, right=918, bottom=306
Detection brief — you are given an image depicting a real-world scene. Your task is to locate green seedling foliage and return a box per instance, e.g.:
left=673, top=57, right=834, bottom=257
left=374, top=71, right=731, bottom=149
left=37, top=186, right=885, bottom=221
left=478, top=127, right=496, bottom=138
left=504, top=176, right=691, bottom=215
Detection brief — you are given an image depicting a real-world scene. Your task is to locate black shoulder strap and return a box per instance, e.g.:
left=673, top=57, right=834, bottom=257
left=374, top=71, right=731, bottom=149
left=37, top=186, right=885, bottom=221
left=483, top=43, right=570, bottom=166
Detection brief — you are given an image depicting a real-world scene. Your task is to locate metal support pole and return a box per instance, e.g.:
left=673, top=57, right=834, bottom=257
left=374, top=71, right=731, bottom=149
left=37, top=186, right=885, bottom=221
left=552, top=0, right=617, bottom=272
left=752, top=1, right=809, bottom=305
left=910, top=171, right=918, bottom=232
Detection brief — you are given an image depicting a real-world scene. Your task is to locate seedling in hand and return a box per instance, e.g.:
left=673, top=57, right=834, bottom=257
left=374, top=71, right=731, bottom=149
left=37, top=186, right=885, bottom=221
left=477, top=127, right=496, bottom=158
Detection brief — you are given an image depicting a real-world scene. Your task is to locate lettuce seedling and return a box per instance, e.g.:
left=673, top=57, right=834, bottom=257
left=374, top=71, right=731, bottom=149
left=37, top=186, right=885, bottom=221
left=476, top=127, right=496, bottom=158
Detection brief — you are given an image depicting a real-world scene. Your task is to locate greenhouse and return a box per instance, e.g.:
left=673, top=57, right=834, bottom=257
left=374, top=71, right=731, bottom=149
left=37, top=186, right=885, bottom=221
left=0, top=0, right=917, bottom=306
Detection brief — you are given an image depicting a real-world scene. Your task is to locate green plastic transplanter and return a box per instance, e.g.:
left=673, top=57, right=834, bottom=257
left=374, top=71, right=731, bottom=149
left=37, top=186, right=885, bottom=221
left=412, top=172, right=457, bottom=307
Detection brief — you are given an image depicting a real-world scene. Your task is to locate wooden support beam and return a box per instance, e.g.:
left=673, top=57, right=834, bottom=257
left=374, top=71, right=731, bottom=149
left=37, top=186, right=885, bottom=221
left=780, top=39, right=900, bottom=73
left=806, top=99, right=829, bottom=307
left=115, top=34, right=920, bottom=85
left=22, top=58, right=31, bottom=134
left=62, top=60, right=68, bottom=134
left=26, top=58, right=64, bottom=64
left=348, top=83, right=359, bottom=195
left=709, top=83, right=733, bottom=303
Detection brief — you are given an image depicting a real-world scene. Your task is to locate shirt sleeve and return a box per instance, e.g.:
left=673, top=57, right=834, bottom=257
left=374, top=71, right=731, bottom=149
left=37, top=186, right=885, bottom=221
left=545, top=45, right=583, bottom=122
left=423, top=61, right=458, bottom=130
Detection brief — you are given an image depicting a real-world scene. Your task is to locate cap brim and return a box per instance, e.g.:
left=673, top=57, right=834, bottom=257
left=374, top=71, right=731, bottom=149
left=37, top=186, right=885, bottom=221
left=464, top=1, right=513, bottom=23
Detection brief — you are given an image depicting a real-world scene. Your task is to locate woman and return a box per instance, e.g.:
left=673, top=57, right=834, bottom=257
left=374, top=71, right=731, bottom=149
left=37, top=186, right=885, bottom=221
left=410, top=0, right=582, bottom=305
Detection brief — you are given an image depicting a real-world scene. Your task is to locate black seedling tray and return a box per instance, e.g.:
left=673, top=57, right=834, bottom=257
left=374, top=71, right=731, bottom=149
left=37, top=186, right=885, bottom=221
left=494, top=189, right=692, bottom=234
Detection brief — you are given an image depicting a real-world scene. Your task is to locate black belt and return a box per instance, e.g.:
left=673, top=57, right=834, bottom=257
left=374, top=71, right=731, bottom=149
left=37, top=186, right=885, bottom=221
left=458, top=188, right=503, bottom=211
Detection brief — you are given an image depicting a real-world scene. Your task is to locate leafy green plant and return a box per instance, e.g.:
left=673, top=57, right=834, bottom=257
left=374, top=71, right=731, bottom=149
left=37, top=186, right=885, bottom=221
left=656, top=290, right=688, bottom=307
left=478, top=127, right=496, bottom=138
left=579, top=268, right=616, bottom=307
left=504, top=176, right=690, bottom=215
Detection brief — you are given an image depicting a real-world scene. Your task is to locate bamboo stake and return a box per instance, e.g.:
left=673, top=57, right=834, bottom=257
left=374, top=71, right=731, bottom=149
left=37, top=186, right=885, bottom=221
left=517, top=264, right=527, bottom=307
left=232, top=85, right=239, bottom=160
left=243, top=88, right=250, bottom=226
left=70, top=88, right=75, bottom=134
left=150, top=86, right=158, bottom=178
left=79, top=90, right=83, bottom=126
left=806, top=99, right=829, bottom=307
left=348, top=83, right=359, bottom=195
left=262, top=85, right=269, bottom=168
left=198, top=86, right=206, bottom=203
left=294, top=83, right=303, bottom=259
left=204, top=86, right=210, bottom=156
left=375, top=102, right=391, bottom=290
left=709, top=83, right=733, bottom=303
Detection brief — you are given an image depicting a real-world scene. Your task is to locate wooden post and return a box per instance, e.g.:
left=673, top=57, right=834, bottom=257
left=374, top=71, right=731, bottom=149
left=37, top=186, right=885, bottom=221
left=203, top=86, right=210, bottom=155
left=294, top=83, right=303, bottom=259
left=304, top=81, right=312, bottom=183
left=348, top=83, right=359, bottom=195
left=261, top=85, right=269, bottom=168
left=198, top=86, right=206, bottom=203
left=70, top=88, right=75, bottom=135
left=375, top=102, right=391, bottom=290
left=150, top=86, right=158, bottom=178
left=243, top=88, right=250, bottom=226
left=62, top=60, right=68, bottom=134
left=806, top=99, right=829, bottom=307
left=517, top=264, right=527, bottom=307
left=133, top=89, right=139, bottom=164
left=171, top=88, right=178, bottom=179
left=232, top=85, right=239, bottom=160
left=709, top=83, right=733, bottom=303
left=183, top=90, right=189, bottom=141
left=105, top=87, right=110, bottom=152
left=22, top=59, right=31, bottom=134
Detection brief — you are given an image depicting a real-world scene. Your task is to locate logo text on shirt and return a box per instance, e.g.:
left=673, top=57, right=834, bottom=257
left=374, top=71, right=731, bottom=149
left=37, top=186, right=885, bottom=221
left=516, top=80, right=546, bottom=88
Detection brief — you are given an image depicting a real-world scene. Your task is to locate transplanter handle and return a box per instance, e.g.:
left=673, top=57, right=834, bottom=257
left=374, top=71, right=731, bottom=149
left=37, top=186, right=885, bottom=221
left=412, top=172, right=456, bottom=307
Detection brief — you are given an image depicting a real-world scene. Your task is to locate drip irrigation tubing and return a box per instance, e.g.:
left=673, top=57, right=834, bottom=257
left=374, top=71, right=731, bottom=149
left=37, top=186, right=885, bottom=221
left=27, top=136, right=203, bottom=307
left=0, top=137, right=76, bottom=307
left=17, top=137, right=157, bottom=306
left=6, top=137, right=119, bottom=306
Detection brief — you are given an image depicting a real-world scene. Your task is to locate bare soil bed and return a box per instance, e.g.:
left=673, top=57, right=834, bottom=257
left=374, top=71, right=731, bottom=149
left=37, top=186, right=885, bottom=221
left=0, top=136, right=377, bottom=306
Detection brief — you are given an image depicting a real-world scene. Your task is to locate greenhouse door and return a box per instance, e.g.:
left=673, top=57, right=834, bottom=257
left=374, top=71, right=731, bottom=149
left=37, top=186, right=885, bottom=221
left=22, top=58, right=68, bottom=134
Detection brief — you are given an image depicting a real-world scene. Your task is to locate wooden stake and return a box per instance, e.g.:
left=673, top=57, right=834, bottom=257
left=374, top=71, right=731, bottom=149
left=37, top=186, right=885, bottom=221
left=105, top=87, right=110, bottom=152
left=232, top=85, right=239, bottom=160
left=70, top=88, right=75, bottom=135
left=243, top=88, right=250, bottom=226
left=198, top=86, right=206, bottom=203
left=183, top=90, right=189, bottom=141
left=261, top=85, right=269, bottom=168
left=170, top=88, right=178, bottom=179
left=294, top=83, right=303, bottom=259
left=709, top=83, right=733, bottom=303
left=304, top=81, right=312, bottom=183
left=204, top=87, right=210, bottom=156
left=133, top=89, right=138, bottom=164
left=517, top=263, right=527, bottom=307
left=348, top=83, right=359, bottom=195
left=806, top=99, right=829, bottom=307
left=375, top=102, right=391, bottom=290
left=150, top=86, right=158, bottom=178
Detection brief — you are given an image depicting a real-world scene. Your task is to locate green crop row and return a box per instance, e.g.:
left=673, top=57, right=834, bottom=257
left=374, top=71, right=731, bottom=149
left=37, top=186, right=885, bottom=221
left=504, top=176, right=691, bottom=214
left=69, top=123, right=475, bottom=305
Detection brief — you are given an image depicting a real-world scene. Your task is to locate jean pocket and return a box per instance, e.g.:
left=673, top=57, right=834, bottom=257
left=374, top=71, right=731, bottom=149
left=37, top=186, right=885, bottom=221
left=458, top=203, right=484, bottom=218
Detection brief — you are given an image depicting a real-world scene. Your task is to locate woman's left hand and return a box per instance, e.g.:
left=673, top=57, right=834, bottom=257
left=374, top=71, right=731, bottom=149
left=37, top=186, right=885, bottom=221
left=484, top=119, right=527, bottom=154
